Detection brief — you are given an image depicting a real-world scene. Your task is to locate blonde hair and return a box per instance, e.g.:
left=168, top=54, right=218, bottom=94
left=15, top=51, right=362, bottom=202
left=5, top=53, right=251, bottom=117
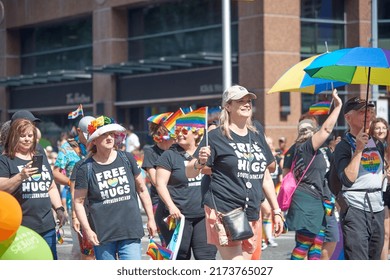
left=218, top=106, right=257, bottom=140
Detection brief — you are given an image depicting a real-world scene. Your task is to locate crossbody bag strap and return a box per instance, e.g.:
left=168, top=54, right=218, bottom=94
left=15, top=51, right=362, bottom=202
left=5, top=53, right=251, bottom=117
left=117, top=150, right=131, bottom=169
left=296, top=152, right=317, bottom=185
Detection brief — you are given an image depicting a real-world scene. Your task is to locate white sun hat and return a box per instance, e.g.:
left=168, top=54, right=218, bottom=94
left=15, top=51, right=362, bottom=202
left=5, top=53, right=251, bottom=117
left=87, top=116, right=126, bottom=143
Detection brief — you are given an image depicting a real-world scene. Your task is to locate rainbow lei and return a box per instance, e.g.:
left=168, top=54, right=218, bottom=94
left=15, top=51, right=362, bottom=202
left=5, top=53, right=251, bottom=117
left=87, top=116, right=116, bottom=135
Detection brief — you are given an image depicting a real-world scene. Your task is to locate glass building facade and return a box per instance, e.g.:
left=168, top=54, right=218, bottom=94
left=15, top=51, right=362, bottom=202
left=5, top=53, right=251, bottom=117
left=20, top=18, right=92, bottom=74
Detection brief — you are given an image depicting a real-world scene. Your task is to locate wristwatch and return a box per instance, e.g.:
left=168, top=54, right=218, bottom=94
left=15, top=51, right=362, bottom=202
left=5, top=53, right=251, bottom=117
left=55, top=206, right=65, bottom=213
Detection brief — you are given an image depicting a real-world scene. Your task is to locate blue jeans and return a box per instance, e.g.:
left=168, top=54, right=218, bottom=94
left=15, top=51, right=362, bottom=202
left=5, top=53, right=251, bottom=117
left=94, top=239, right=142, bottom=260
left=40, top=228, right=58, bottom=260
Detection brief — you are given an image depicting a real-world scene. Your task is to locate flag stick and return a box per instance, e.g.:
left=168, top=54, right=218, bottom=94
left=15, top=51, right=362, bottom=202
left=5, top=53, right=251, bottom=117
left=205, top=106, right=209, bottom=147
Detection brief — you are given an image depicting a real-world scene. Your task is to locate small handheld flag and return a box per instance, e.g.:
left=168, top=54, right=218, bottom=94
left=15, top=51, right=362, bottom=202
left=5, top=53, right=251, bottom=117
left=309, top=101, right=331, bottom=115
left=163, top=107, right=192, bottom=136
left=146, top=239, right=172, bottom=260
left=175, top=107, right=207, bottom=129
left=147, top=112, right=173, bottom=124
left=56, top=227, right=64, bottom=244
left=68, top=104, right=84, bottom=119
left=164, top=215, right=177, bottom=231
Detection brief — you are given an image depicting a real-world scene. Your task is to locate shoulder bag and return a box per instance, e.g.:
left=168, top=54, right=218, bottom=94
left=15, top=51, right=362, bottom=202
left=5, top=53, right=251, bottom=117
left=277, top=152, right=316, bottom=211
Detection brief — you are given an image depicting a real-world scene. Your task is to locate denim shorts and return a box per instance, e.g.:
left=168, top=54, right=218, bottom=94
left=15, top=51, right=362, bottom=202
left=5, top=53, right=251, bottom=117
left=93, top=239, right=141, bottom=260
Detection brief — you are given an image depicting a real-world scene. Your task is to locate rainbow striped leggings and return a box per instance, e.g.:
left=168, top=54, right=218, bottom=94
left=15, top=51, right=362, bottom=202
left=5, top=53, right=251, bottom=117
left=291, top=229, right=325, bottom=260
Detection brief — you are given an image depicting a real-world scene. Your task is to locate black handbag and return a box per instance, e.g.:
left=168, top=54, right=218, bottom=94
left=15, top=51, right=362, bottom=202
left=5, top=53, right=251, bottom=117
left=218, top=207, right=254, bottom=241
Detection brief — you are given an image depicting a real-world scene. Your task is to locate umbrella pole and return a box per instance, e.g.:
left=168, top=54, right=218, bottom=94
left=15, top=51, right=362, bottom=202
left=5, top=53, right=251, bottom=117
left=328, top=82, right=335, bottom=115
left=363, top=67, right=371, bottom=132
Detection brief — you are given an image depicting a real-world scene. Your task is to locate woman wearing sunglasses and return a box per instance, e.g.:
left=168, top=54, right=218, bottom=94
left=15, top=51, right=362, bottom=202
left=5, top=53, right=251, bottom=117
left=73, top=116, right=157, bottom=260
left=186, top=85, right=284, bottom=260
left=155, top=116, right=217, bottom=260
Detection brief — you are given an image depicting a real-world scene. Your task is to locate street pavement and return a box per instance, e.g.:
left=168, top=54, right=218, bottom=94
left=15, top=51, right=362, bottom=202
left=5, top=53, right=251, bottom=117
left=57, top=214, right=295, bottom=260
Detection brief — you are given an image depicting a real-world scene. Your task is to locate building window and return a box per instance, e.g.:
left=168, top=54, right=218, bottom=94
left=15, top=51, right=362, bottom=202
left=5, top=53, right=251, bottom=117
left=300, top=0, right=346, bottom=118
left=378, top=0, right=390, bottom=94
left=280, top=92, right=291, bottom=120
left=21, top=18, right=92, bottom=74
left=301, top=0, right=345, bottom=57
left=378, top=0, right=390, bottom=49
left=127, top=0, right=238, bottom=61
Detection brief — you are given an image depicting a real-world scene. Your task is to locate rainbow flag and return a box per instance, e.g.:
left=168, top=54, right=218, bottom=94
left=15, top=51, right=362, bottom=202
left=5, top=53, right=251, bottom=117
left=68, top=104, right=84, bottom=119
left=56, top=228, right=64, bottom=244
left=175, top=107, right=207, bottom=128
left=146, top=239, right=172, bottom=260
left=164, top=215, right=177, bottom=231
left=147, top=112, right=173, bottom=124
left=163, top=107, right=191, bottom=135
left=181, top=107, right=193, bottom=114
left=133, top=153, right=143, bottom=168
left=309, top=101, right=331, bottom=115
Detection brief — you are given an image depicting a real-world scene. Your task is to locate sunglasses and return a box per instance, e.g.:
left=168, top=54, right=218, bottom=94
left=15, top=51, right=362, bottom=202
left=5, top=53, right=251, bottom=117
left=175, top=127, right=189, bottom=136
left=153, top=134, right=171, bottom=143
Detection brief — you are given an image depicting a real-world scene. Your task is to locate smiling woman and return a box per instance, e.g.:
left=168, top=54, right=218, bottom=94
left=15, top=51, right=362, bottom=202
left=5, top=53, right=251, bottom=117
left=154, top=107, right=217, bottom=260
left=186, top=85, right=284, bottom=260
left=0, top=118, right=66, bottom=260
left=73, top=115, right=157, bottom=260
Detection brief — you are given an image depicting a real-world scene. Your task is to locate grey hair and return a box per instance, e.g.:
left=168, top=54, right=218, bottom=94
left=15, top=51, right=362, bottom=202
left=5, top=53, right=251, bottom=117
left=0, top=120, right=11, bottom=146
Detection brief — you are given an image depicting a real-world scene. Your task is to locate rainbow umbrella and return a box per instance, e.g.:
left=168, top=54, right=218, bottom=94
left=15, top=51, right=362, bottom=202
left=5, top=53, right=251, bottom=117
left=268, top=53, right=347, bottom=94
left=304, top=47, right=390, bottom=86
left=304, top=47, right=390, bottom=129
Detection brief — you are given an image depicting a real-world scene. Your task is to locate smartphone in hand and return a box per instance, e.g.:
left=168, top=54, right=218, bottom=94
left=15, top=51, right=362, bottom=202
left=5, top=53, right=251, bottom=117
left=31, top=154, right=43, bottom=173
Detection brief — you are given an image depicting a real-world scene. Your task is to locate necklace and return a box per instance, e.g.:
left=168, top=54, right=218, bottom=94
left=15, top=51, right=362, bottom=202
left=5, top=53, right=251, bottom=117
left=243, top=151, right=254, bottom=162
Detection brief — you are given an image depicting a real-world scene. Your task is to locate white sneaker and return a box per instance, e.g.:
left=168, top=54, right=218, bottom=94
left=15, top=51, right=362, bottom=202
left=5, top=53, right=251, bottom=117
left=268, top=239, right=278, bottom=247
left=261, top=240, right=268, bottom=250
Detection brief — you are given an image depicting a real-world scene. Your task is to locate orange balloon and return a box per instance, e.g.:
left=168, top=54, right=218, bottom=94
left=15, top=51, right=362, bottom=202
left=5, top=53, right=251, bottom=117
left=0, top=191, right=22, bottom=242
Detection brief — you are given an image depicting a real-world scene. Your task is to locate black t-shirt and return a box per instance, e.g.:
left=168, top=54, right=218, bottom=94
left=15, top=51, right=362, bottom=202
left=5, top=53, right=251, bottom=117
left=70, top=160, right=82, bottom=181
left=293, top=139, right=332, bottom=200
left=270, top=155, right=282, bottom=185
left=0, top=153, right=56, bottom=234
left=155, top=144, right=204, bottom=218
left=196, top=127, right=274, bottom=221
left=142, top=144, right=165, bottom=206
left=74, top=151, right=144, bottom=244
left=283, top=144, right=296, bottom=169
